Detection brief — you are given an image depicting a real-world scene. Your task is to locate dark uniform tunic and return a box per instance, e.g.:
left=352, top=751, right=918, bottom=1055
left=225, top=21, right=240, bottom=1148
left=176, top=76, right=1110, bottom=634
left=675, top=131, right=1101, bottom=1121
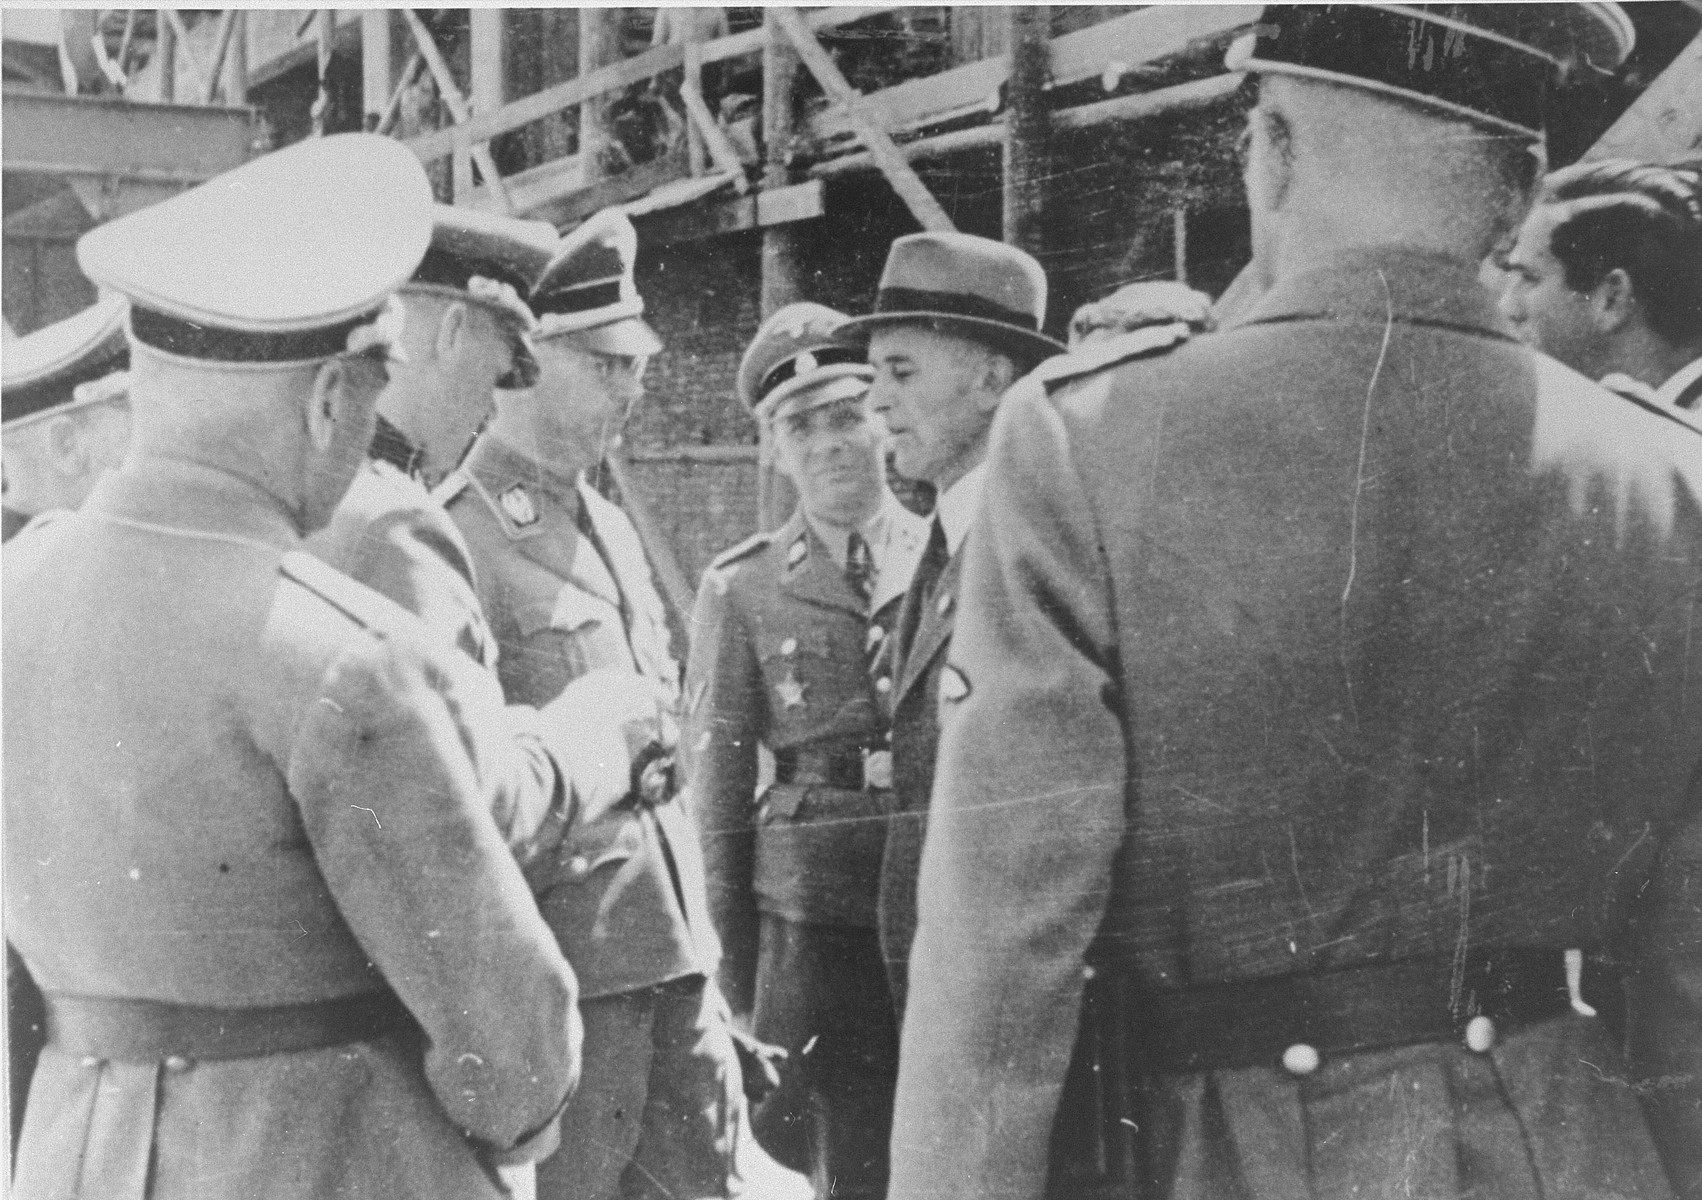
left=3, top=459, right=579, bottom=1200
left=443, top=434, right=741, bottom=1200
left=889, top=248, right=1702, bottom=1200
left=684, top=500, right=925, bottom=1199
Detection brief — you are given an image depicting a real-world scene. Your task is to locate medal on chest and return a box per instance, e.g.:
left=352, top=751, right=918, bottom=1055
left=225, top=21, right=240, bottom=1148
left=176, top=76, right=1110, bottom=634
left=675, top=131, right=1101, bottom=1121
left=774, top=635, right=807, bottom=710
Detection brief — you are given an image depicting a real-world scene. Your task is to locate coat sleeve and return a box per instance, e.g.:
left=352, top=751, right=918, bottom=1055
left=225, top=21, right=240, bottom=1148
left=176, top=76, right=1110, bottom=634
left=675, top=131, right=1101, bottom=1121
left=888, top=379, right=1127, bottom=1200
left=284, top=634, right=581, bottom=1159
left=681, top=564, right=765, bottom=1016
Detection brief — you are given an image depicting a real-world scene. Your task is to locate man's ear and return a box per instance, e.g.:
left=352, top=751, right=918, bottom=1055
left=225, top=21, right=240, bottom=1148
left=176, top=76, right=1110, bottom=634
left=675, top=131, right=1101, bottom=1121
left=1589, top=267, right=1637, bottom=334
left=307, top=358, right=347, bottom=452
left=436, top=300, right=469, bottom=363
left=977, top=353, right=1017, bottom=410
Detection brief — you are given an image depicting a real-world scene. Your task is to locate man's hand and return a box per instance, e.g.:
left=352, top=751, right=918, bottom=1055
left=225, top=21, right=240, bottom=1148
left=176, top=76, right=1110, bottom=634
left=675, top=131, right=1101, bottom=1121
left=539, top=669, right=676, bottom=825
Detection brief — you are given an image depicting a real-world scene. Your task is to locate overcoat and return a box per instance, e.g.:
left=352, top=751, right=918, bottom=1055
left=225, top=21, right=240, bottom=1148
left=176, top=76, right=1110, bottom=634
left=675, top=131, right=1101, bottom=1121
left=888, top=248, right=1702, bottom=1200
left=442, top=435, right=720, bottom=997
left=3, top=459, right=580, bottom=1200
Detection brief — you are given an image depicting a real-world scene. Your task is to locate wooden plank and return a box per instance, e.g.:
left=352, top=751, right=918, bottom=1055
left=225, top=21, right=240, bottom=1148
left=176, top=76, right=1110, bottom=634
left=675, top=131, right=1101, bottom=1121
left=774, top=6, right=954, bottom=232
left=201, top=11, right=238, bottom=105
left=461, top=152, right=586, bottom=216
left=401, top=9, right=513, bottom=211
left=638, top=180, right=825, bottom=245
left=804, top=5, right=1258, bottom=148
left=360, top=10, right=391, bottom=121
left=698, top=6, right=905, bottom=65
left=527, top=154, right=688, bottom=231
left=810, top=73, right=1244, bottom=178
left=1587, top=31, right=1702, bottom=162
left=470, top=9, right=506, bottom=117
left=408, top=43, right=687, bottom=165
left=156, top=8, right=175, bottom=101
left=680, top=80, right=751, bottom=193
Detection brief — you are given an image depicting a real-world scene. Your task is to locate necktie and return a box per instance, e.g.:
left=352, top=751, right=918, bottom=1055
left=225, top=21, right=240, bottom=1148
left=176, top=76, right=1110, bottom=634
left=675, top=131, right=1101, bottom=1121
left=845, top=530, right=875, bottom=604
left=894, top=516, right=948, bottom=669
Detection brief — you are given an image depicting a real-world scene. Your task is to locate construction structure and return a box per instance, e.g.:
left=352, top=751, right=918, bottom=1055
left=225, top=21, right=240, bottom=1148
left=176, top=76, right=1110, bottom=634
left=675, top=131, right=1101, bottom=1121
left=6, top=5, right=1701, bottom=614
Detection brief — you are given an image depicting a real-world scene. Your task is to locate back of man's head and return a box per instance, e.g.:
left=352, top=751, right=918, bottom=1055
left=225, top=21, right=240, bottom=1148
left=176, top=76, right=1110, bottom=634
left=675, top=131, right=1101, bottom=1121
left=1540, top=158, right=1702, bottom=350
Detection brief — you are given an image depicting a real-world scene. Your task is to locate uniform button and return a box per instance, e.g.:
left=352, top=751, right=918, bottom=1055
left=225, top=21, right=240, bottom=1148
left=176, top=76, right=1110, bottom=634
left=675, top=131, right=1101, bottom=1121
left=874, top=677, right=892, bottom=694
left=80, top=1055, right=102, bottom=1069
left=1464, top=1015, right=1496, bottom=1053
left=1081, top=964, right=1097, bottom=982
left=1281, top=1043, right=1320, bottom=1077
left=567, top=855, right=591, bottom=879
left=780, top=637, right=798, bottom=656
left=163, top=1055, right=193, bottom=1073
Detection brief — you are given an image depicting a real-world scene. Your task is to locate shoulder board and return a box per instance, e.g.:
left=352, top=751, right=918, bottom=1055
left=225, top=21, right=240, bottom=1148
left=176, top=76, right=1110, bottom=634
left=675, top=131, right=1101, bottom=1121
left=278, top=549, right=416, bottom=636
left=1030, top=321, right=1193, bottom=390
left=710, top=531, right=773, bottom=571
left=430, top=470, right=473, bottom=508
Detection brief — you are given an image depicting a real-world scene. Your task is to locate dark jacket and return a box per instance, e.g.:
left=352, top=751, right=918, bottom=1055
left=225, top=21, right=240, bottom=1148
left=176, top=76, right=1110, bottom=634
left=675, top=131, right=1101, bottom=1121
left=887, top=248, right=1702, bottom=1200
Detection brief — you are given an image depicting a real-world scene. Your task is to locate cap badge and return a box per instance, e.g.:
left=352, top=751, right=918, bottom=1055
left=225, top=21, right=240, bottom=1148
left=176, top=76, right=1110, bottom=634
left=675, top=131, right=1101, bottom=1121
left=775, top=673, right=808, bottom=710
left=793, top=350, right=818, bottom=376
left=499, top=485, right=539, bottom=528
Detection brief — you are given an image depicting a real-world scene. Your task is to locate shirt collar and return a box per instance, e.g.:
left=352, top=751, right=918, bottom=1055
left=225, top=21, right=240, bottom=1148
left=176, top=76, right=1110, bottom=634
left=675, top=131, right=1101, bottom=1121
left=1655, top=355, right=1702, bottom=412
left=802, top=496, right=894, bottom=569
left=935, top=459, right=987, bottom=555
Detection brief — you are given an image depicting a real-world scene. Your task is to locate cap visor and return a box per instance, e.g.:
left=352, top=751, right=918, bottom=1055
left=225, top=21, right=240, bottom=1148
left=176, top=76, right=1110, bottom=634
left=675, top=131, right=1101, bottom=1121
left=763, top=370, right=873, bottom=422
left=544, top=316, right=663, bottom=357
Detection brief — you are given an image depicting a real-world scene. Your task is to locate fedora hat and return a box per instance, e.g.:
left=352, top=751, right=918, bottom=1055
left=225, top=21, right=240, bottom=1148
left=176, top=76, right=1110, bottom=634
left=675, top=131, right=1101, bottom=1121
left=1226, top=4, right=1634, bottom=139
left=840, top=232, right=1064, bottom=364
left=737, top=302, right=873, bottom=418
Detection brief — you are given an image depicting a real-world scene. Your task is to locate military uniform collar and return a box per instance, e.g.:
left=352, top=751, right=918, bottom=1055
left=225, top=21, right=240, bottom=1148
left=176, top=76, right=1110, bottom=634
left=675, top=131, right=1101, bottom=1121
left=368, top=415, right=426, bottom=479
left=85, top=458, right=300, bottom=552
left=1229, top=246, right=1516, bottom=344
left=1656, top=355, right=1702, bottom=414
left=466, top=433, right=583, bottom=499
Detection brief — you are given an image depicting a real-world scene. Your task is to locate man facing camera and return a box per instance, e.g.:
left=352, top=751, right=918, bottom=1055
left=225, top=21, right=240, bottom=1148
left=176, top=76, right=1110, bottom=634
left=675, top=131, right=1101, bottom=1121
left=684, top=302, right=927, bottom=1200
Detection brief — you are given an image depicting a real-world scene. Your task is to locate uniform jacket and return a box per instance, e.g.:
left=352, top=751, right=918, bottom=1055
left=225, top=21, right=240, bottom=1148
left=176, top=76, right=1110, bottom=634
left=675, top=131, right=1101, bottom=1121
left=683, top=503, right=926, bottom=1014
left=875, top=542, right=963, bottom=1016
left=443, top=434, right=719, bottom=997
left=2, top=459, right=579, bottom=1200
left=888, top=248, right=1702, bottom=1200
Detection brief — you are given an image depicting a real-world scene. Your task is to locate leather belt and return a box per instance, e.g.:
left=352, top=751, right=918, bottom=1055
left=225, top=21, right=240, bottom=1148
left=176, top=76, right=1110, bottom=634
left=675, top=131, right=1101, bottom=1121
left=774, top=747, right=868, bottom=791
left=1119, top=949, right=1620, bottom=1075
left=45, top=989, right=416, bottom=1064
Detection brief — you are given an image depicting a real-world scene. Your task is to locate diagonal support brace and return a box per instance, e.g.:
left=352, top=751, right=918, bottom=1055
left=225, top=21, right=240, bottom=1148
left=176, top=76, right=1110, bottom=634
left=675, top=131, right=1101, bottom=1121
left=401, top=8, right=515, bottom=212
left=770, top=6, right=954, bottom=233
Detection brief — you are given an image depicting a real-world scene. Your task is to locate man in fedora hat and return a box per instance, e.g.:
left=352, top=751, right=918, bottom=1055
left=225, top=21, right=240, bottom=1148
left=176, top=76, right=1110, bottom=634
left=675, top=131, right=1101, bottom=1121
left=889, top=5, right=1702, bottom=1199
left=683, top=301, right=928, bottom=1200
left=836, top=231, right=1062, bottom=1021
left=3, top=133, right=592, bottom=1200
left=442, top=208, right=763, bottom=1200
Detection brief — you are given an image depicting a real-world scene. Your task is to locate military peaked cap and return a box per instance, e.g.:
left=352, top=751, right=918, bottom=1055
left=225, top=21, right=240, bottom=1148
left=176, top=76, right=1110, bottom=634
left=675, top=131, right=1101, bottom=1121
left=78, top=133, right=432, bottom=366
left=529, top=208, right=662, bottom=356
left=1227, top=3, right=1635, bottom=138
left=2, top=295, right=129, bottom=427
left=737, top=302, right=873, bottom=417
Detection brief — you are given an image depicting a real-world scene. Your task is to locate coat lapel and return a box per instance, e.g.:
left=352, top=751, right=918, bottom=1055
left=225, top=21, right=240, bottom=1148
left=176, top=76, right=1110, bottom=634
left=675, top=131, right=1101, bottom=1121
left=894, top=548, right=963, bottom=707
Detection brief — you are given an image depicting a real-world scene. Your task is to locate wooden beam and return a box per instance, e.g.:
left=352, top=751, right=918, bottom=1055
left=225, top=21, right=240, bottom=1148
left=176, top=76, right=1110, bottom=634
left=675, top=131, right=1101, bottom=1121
left=698, top=6, right=906, bottom=66
left=809, top=73, right=1244, bottom=179
left=1587, top=31, right=1702, bottom=162
left=155, top=9, right=175, bottom=101
left=401, top=8, right=513, bottom=211
left=679, top=80, right=751, bottom=194
left=469, top=9, right=505, bottom=119
left=637, top=180, right=825, bottom=245
left=772, top=6, right=954, bottom=233
left=802, top=5, right=1259, bottom=152
left=201, top=11, right=237, bottom=105
left=1003, top=7, right=1051, bottom=254
left=528, top=154, right=687, bottom=232
left=407, top=43, right=687, bottom=164
left=226, top=10, right=247, bottom=104
left=684, top=41, right=707, bottom=177
left=360, top=10, right=392, bottom=124
left=162, top=10, right=209, bottom=99
left=376, top=54, right=426, bottom=136
left=579, top=8, right=619, bottom=185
